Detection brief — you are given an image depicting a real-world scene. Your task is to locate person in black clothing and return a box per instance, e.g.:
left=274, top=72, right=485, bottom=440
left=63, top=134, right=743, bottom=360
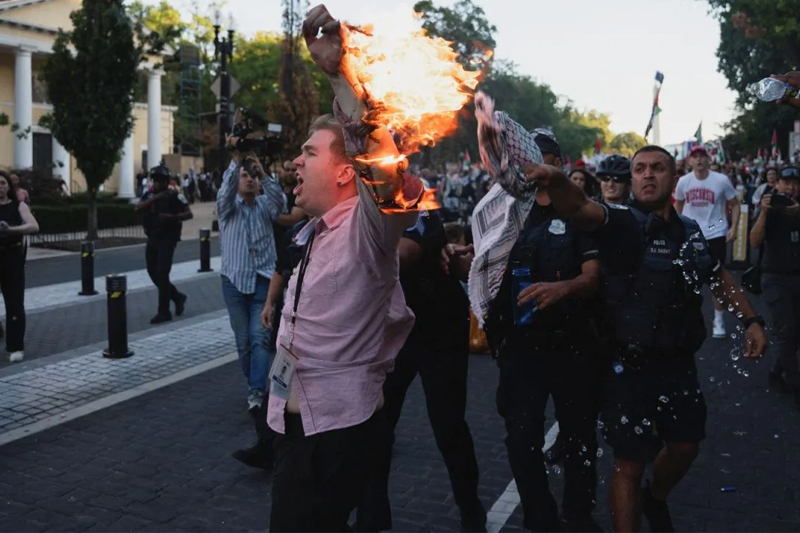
left=522, top=145, right=767, bottom=532
left=750, top=165, right=800, bottom=410
left=355, top=208, right=486, bottom=533
left=135, top=165, right=193, bottom=324
left=0, top=171, right=39, bottom=363
left=483, top=131, right=603, bottom=533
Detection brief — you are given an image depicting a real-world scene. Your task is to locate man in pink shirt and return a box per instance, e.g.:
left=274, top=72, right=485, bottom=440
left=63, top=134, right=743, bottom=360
left=266, top=6, right=424, bottom=531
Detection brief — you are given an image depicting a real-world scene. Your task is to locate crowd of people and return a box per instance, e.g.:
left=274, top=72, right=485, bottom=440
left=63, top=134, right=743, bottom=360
left=138, top=7, right=785, bottom=532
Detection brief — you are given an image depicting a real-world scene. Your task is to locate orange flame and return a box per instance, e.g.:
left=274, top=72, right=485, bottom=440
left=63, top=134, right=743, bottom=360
left=342, top=9, right=486, bottom=155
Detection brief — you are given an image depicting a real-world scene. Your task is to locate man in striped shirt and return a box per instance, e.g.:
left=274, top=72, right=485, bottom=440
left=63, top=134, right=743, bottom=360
left=217, top=150, right=287, bottom=413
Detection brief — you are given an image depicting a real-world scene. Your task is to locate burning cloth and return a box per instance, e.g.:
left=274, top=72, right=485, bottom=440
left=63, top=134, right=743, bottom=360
left=468, top=92, right=543, bottom=325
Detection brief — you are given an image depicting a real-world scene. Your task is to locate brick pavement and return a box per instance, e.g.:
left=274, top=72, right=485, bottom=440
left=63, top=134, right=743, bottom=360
left=0, top=275, right=227, bottom=369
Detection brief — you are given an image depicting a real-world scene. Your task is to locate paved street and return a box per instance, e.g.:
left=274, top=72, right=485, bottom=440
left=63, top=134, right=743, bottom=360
left=1, top=248, right=799, bottom=532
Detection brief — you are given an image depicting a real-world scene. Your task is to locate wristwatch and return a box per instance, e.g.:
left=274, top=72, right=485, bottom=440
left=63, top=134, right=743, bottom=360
left=743, top=315, right=766, bottom=329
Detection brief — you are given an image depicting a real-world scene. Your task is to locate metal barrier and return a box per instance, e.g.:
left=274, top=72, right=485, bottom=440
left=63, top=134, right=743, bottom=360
left=103, top=275, right=134, bottom=359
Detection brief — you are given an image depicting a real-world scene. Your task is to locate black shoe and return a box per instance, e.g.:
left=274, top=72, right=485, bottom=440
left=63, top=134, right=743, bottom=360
left=545, top=437, right=567, bottom=465
left=769, top=370, right=789, bottom=393
left=150, top=313, right=173, bottom=325
left=460, top=502, right=487, bottom=533
left=641, top=483, right=674, bottom=533
left=174, top=293, right=187, bottom=317
left=232, top=442, right=273, bottom=470
left=560, top=515, right=604, bottom=532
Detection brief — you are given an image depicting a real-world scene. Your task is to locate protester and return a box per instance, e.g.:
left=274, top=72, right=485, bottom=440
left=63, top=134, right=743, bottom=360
left=752, top=166, right=779, bottom=208
left=217, top=148, right=286, bottom=414
left=0, top=171, right=39, bottom=363
left=356, top=207, right=486, bottom=532
left=134, top=165, right=192, bottom=324
left=522, top=145, right=767, bottom=532
left=749, top=165, right=800, bottom=410
left=569, top=168, right=599, bottom=199
left=675, top=145, right=741, bottom=338
left=9, top=173, right=29, bottom=204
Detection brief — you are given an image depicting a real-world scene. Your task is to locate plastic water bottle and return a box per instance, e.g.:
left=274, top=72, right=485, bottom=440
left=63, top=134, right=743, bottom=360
left=750, top=77, right=799, bottom=102
left=511, top=267, right=538, bottom=325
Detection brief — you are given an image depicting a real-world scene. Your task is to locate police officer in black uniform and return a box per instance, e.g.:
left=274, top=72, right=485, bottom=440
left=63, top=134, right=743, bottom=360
left=135, top=165, right=193, bottom=324
left=487, top=131, right=602, bottom=532
left=597, top=155, right=632, bottom=206
left=522, top=145, right=768, bottom=532
left=750, top=165, right=800, bottom=410
left=356, top=207, right=486, bottom=532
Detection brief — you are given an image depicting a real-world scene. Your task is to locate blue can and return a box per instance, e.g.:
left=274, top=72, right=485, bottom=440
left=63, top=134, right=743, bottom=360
left=512, top=267, right=538, bottom=326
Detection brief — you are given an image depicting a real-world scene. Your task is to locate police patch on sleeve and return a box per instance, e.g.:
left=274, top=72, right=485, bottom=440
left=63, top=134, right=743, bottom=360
left=548, top=219, right=566, bottom=235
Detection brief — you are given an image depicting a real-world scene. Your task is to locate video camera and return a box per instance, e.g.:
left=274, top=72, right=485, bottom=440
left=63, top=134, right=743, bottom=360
left=229, top=107, right=284, bottom=168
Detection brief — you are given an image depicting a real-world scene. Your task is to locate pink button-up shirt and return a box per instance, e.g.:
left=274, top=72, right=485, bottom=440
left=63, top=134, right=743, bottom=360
left=267, top=180, right=417, bottom=436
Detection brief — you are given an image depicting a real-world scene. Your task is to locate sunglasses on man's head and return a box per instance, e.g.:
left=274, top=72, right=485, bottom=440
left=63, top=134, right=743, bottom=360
left=781, top=167, right=800, bottom=180
left=597, top=174, right=629, bottom=183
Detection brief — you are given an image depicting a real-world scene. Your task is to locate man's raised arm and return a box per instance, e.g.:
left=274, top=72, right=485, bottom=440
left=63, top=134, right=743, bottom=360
left=522, top=162, right=606, bottom=232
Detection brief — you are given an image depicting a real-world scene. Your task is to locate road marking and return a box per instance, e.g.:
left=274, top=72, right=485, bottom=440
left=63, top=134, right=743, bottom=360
left=0, top=352, right=237, bottom=447
left=486, top=422, right=560, bottom=533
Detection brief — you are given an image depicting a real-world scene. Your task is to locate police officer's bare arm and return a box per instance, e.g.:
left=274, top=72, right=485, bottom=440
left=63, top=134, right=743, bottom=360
left=521, top=162, right=605, bottom=232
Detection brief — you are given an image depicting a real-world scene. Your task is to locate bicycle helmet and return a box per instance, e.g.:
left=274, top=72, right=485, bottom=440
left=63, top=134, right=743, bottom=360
left=596, top=155, right=631, bottom=182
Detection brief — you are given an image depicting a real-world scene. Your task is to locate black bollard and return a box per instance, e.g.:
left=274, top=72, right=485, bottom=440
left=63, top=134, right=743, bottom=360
left=198, top=228, right=213, bottom=273
left=78, top=241, right=98, bottom=296
left=103, top=275, right=134, bottom=359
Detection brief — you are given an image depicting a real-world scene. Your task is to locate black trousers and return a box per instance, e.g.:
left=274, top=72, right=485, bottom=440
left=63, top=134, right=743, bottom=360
left=270, top=410, right=389, bottom=532
left=0, top=246, right=25, bottom=352
left=356, top=339, right=482, bottom=531
left=496, top=335, right=600, bottom=532
left=145, top=237, right=180, bottom=315
left=763, top=273, right=800, bottom=390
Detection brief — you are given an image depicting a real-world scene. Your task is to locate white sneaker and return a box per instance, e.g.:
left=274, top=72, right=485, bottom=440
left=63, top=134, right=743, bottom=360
left=9, top=351, right=24, bottom=363
left=713, top=317, right=726, bottom=339
left=247, top=394, right=263, bottom=413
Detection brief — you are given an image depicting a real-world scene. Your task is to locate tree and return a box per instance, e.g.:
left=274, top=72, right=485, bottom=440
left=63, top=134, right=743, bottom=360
left=609, top=131, right=647, bottom=157
left=41, top=0, right=143, bottom=239
left=413, top=0, right=496, bottom=69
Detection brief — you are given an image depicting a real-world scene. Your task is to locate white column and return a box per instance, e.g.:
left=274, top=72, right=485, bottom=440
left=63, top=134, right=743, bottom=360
left=14, top=48, right=33, bottom=169
left=147, top=70, right=163, bottom=168
left=52, top=136, right=71, bottom=194
left=118, top=130, right=135, bottom=198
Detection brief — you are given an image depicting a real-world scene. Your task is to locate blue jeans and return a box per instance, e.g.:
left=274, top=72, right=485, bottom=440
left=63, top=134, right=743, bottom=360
left=221, top=275, right=273, bottom=398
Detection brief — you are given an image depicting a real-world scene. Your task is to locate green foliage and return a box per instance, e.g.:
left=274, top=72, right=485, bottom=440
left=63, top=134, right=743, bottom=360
left=609, top=132, right=647, bottom=157
left=413, top=0, right=496, bottom=69
left=41, top=0, right=142, bottom=239
left=0, top=112, right=8, bottom=127
left=703, top=0, right=800, bottom=158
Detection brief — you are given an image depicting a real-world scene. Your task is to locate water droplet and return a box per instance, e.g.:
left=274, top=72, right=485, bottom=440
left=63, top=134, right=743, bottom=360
left=634, top=426, right=643, bottom=435
left=742, top=370, right=750, bottom=378
left=597, top=420, right=605, bottom=429
left=731, top=333, right=737, bottom=340
left=774, top=434, right=779, bottom=439
left=583, top=460, right=591, bottom=467
left=710, top=376, right=716, bottom=382
left=581, top=445, right=587, bottom=452
left=730, top=350, right=740, bottom=361
left=642, top=418, right=651, bottom=426
left=596, top=448, right=604, bottom=458
left=659, top=395, right=669, bottom=403
left=620, top=416, right=629, bottom=425
left=727, top=304, right=735, bottom=312
left=552, top=465, right=562, bottom=474
left=737, top=368, right=743, bottom=375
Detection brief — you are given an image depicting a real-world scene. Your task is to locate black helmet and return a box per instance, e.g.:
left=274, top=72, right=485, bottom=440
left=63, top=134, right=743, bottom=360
left=596, top=155, right=631, bottom=182
left=150, top=165, right=171, bottom=181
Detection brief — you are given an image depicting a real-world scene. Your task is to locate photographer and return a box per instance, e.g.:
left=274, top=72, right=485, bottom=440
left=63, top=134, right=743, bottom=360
left=750, top=166, right=800, bottom=410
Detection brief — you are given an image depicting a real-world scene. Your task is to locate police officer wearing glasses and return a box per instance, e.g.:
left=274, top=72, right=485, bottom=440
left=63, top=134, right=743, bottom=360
left=521, top=145, right=767, bottom=533
left=750, top=165, right=800, bottom=411
left=488, top=129, right=603, bottom=532
left=597, top=155, right=632, bottom=206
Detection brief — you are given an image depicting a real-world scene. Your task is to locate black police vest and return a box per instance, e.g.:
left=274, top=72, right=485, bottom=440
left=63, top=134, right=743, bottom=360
left=505, top=210, right=585, bottom=327
left=142, top=190, right=182, bottom=239
left=602, top=209, right=712, bottom=357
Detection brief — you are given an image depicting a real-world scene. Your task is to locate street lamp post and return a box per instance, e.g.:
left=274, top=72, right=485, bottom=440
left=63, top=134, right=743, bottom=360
left=213, top=10, right=235, bottom=177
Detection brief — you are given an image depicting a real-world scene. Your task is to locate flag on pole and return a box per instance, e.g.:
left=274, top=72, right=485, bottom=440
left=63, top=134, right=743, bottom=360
left=462, top=150, right=471, bottom=171
left=694, top=122, right=703, bottom=145
left=644, top=71, right=664, bottom=139
left=772, top=130, right=782, bottom=161
left=595, top=135, right=602, bottom=155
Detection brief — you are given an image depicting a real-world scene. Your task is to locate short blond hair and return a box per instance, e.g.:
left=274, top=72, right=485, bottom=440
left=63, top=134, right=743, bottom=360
left=307, top=114, right=349, bottom=164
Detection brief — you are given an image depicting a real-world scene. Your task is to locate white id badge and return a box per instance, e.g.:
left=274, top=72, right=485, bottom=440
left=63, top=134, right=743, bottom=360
left=269, top=343, right=298, bottom=401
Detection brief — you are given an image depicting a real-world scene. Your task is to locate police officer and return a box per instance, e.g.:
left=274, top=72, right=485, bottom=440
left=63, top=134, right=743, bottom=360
left=750, top=165, right=800, bottom=410
left=597, top=155, right=632, bottom=206
left=522, top=145, right=768, bottom=532
left=356, top=207, right=486, bottom=532
left=488, top=130, right=602, bottom=532
left=135, top=165, right=193, bottom=324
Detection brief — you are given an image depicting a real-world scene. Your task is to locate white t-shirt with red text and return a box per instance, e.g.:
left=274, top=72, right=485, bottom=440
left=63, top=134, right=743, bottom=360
left=674, top=171, right=737, bottom=240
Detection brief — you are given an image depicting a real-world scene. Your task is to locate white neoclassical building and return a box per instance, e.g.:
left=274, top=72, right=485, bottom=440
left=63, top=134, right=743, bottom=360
left=0, top=0, right=175, bottom=197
